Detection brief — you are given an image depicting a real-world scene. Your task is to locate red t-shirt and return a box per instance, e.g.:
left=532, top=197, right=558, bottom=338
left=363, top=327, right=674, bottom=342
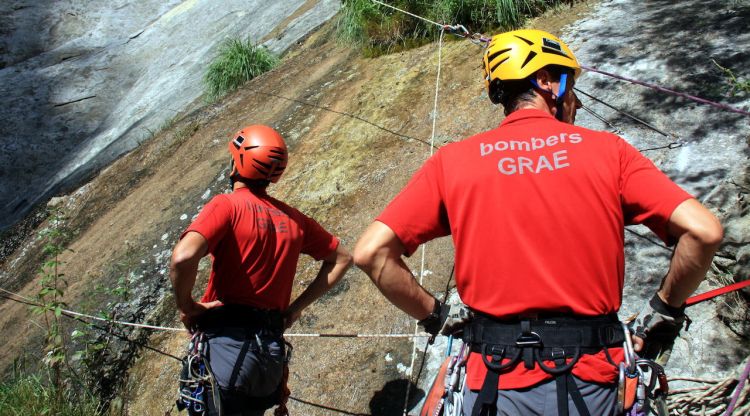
left=183, top=187, right=339, bottom=311
left=377, top=109, right=692, bottom=389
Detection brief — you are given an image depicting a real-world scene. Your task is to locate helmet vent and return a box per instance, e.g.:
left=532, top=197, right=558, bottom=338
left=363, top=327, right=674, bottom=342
left=513, top=35, right=534, bottom=45
left=541, top=46, right=570, bottom=59
left=520, top=51, right=537, bottom=69
left=253, top=159, right=272, bottom=169
left=487, top=48, right=511, bottom=64
left=490, top=56, right=510, bottom=74
left=542, top=38, right=562, bottom=51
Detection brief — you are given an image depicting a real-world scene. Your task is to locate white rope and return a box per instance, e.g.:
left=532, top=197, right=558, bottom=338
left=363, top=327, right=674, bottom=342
left=403, top=26, right=446, bottom=416
left=369, top=0, right=444, bottom=29
left=0, top=286, right=432, bottom=338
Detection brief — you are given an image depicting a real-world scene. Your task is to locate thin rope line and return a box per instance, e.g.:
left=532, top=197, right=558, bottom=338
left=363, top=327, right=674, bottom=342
left=0, top=287, right=431, bottom=339
left=370, top=0, right=444, bottom=28
left=575, top=87, right=672, bottom=137
left=286, top=332, right=430, bottom=338
left=0, top=287, right=183, bottom=331
left=403, top=27, right=446, bottom=416
left=581, top=65, right=750, bottom=117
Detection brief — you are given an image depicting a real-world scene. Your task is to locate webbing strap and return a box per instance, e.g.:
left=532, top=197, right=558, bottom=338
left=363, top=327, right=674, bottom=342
left=566, top=374, right=591, bottom=416
left=227, top=339, right=252, bottom=390
left=472, top=356, right=502, bottom=416
left=556, top=373, right=569, bottom=416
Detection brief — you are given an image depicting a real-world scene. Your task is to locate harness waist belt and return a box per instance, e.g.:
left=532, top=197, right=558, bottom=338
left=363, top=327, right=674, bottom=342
left=463, top=313, right=624, bottom=349
left=197, top=304, right=284, bottom=332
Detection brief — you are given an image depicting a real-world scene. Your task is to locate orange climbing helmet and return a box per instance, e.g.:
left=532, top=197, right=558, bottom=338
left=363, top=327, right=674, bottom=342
left=483, top=29, right=581, bottom=104
left=228, top=125, right=287, bottom=183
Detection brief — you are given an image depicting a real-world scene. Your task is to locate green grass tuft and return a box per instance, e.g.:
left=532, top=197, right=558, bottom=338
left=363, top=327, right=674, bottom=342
left=0, top=371, right=101, bottom=416
left=204, top=38, right=279, bottom=101
left=337, top=0, right=572, bottom=55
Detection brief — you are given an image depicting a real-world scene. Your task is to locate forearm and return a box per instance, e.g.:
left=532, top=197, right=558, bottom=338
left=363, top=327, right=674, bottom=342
left=288, top=263, right=343, bottom=314
left=170, top=262, right=199, bottom=312
left=288, top=246, right=352, bottom=316
left=354, top=222, right=435, bottom=320
left=362, top=252, right=435, bottom=320
left=169, top=231, right=207, bottom=312
left=659, top=199, right=723, bottom=307
left=659, top=232, right=720, bottom=307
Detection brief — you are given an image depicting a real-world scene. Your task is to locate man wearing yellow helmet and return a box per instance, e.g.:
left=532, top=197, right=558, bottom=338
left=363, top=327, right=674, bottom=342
left=354, top=29, right=722, bottom=415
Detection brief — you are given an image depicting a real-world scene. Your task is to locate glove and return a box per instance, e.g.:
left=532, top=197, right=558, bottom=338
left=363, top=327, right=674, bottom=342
left=629, top=293, right=686, bottom=361
left=439, top=302, right=472, bottom=336
left=418, top=298, right=473, bottom=339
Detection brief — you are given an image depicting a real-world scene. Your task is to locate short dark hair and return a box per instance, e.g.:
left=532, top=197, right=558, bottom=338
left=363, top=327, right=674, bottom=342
left=231, top=173, right=270, bottom=189
left=490, top=65, right=571, bottom=115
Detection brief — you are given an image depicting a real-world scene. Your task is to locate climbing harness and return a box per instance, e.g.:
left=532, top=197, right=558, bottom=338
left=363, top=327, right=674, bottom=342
left=462, top=313, right=625, bottom=416
left=176, top=332, right=221, bottom=415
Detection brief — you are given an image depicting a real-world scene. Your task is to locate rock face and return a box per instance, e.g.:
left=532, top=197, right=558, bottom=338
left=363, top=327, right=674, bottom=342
left=0, top=0, right=340, bottom=230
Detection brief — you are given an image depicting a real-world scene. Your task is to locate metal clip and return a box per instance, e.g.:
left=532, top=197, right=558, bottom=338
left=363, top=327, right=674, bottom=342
left=516, top=331, right=542, bottom=347
left=622, top=323, right=637, bottom=375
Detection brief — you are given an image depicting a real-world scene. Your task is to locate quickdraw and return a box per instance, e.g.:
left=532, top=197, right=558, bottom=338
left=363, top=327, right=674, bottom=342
left=619, top=324, right=670, bottom=416
left=176, top=332, right=221, bottom=415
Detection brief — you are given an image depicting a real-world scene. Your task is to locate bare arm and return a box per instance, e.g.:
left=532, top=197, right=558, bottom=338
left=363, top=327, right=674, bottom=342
left=353, top=221, right=435, bottom=320
left=633, top=198, right=722, bottom=352
left=658, top=198, right=723, bottom=307
left=169, top=231, right=222, bottom=330
left=284, top=242, right=353, bottom=329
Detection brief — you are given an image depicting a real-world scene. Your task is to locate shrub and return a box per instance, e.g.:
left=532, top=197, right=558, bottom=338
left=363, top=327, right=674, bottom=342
left=204, top=38, right=279, bottom=101
left=337, top=0, right=572, bottom=55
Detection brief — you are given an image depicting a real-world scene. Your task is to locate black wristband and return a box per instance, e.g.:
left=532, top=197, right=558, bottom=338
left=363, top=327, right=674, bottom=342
left=649, top=293, right=685, bottom=318
left=417, top=298, right=442, bottom=336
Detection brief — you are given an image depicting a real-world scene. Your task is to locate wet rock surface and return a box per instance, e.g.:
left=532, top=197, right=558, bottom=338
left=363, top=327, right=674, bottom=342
left=0, top=0, right=340, bottom=231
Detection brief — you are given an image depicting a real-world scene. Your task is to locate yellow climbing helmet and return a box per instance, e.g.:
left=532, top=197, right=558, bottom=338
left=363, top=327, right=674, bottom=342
left=483, top=29, right=581, bottom=103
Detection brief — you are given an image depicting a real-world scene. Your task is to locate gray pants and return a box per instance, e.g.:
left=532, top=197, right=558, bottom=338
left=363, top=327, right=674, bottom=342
left=462, top=376, right=616, bottom=416
left=203, top=327, right=285, bottom=416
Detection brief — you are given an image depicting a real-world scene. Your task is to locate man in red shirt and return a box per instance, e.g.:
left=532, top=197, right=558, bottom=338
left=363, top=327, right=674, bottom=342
left=353, top=29, right=722, bottom=415
left=170, top=125, right=352, bottom=415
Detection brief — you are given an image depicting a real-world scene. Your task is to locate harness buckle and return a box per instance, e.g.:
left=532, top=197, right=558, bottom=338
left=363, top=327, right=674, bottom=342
left=516, top=331, right=542, bottom=347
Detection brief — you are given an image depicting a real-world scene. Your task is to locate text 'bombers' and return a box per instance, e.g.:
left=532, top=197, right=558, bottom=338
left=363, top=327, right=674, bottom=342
left=479, top=132, right=583, bottom=175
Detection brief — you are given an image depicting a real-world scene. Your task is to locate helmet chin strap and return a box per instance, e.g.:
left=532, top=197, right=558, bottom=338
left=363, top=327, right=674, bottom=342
left=530, top=72, right=569, bottom=121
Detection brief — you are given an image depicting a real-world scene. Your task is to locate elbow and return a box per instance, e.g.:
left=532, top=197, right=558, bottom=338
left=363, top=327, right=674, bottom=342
left=170, top=248, right=192, bottom=271
left=352, top=243, right=376, bottom=272
left=692, top=214, right=723, bottom=250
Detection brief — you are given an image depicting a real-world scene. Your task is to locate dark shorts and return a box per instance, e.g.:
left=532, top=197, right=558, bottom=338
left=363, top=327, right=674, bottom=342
left=202, top=326, right=286, bottom=416
left=462, top=376, right=617, bottom=416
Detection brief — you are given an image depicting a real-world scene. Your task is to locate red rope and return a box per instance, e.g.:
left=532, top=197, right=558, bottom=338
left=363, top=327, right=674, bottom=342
left=685, top=279, right=750, bottom=306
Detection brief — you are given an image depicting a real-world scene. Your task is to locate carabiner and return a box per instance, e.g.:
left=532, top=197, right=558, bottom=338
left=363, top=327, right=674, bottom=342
left=622, top=323, right=637, bottom=374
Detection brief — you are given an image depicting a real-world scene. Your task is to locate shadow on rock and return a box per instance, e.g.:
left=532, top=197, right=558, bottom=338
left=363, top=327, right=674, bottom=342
left=369, top=379, right=425, bottom=416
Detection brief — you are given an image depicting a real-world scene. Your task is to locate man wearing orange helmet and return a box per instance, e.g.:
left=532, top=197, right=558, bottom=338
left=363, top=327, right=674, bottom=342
left=170, top=125, right=352, bottom=415
left=354, top=29, right=722, bottom=415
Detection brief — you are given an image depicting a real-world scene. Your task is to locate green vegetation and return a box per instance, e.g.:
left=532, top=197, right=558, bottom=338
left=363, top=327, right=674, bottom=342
left=13, top=207, right=135, bottom=415
left=337, top=0, right=574, bottom=56
left=32, top=208, right=74, bottom=408
left=0, top=368, right=101, bottom=416
left=204, top=38, right=279, bottom=101
left=713, top=59, right=750, bottom=96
